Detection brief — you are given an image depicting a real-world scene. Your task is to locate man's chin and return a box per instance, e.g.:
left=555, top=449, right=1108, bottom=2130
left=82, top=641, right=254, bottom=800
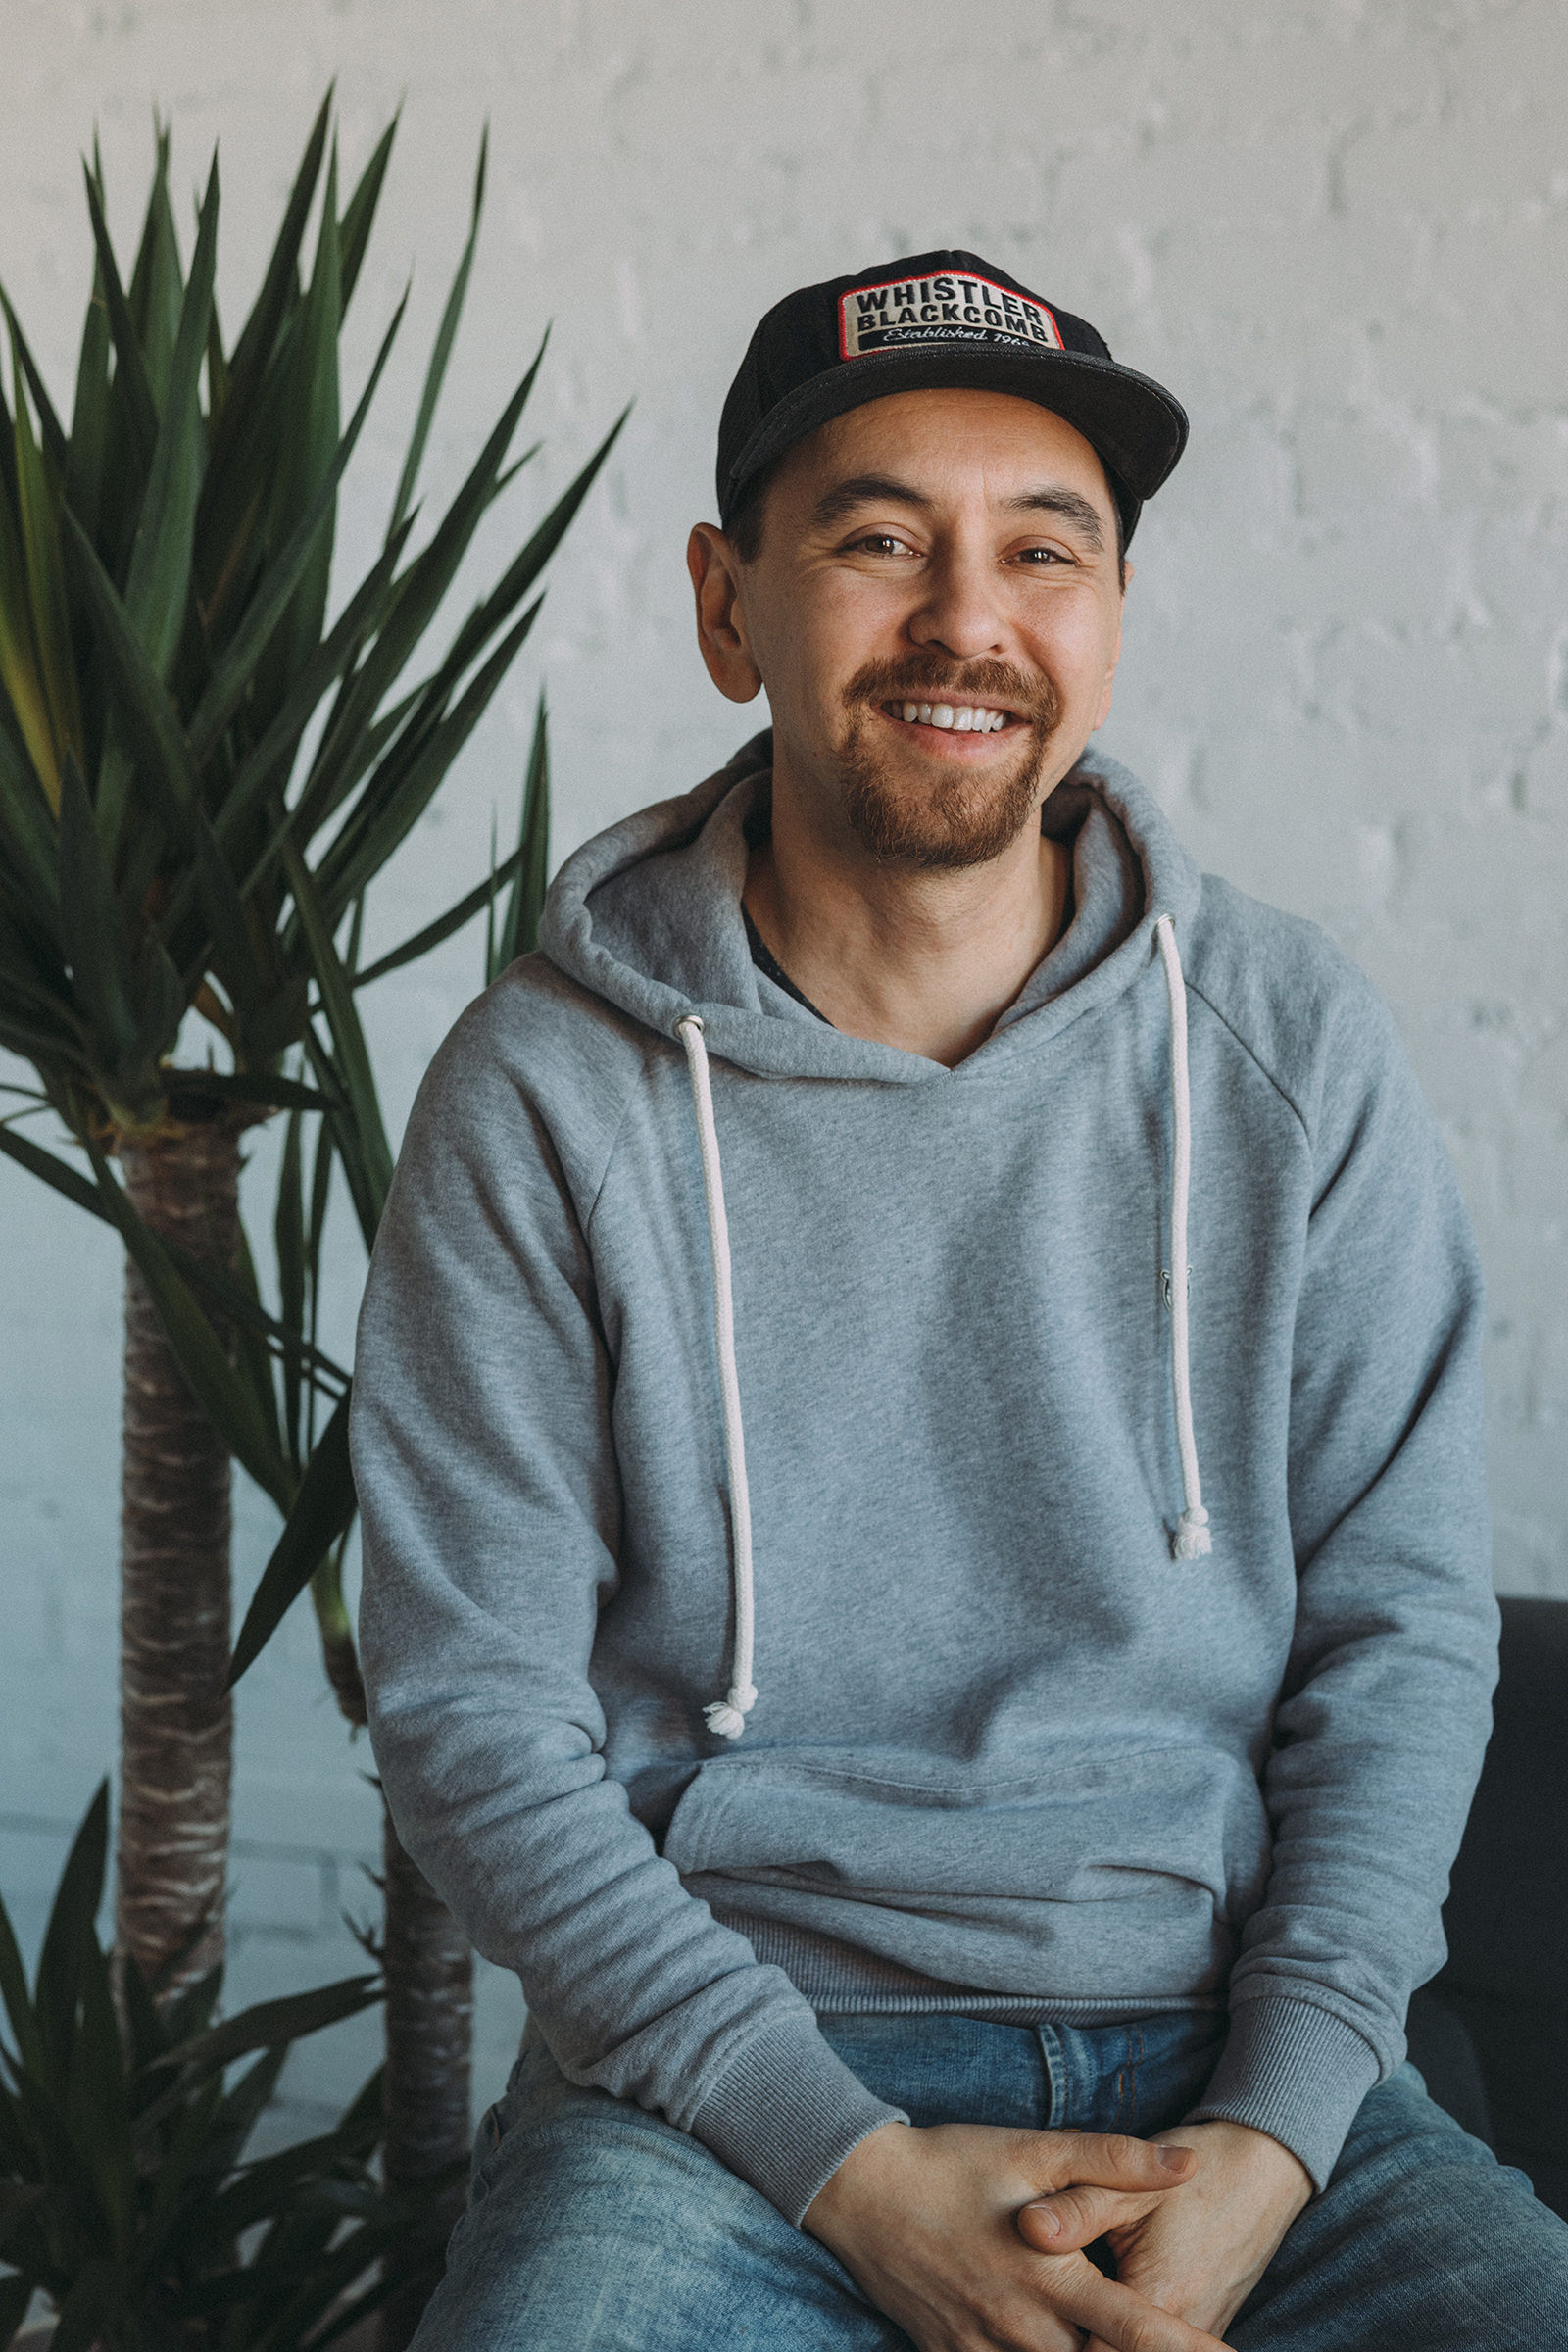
left=838, top=722, right=1053, bottom=869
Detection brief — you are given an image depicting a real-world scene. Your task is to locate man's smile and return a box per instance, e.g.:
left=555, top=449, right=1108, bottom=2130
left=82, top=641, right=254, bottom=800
left=880, top=697, right=1017, bottom=736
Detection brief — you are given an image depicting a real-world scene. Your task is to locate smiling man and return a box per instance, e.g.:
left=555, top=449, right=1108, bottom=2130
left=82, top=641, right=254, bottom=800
left=352, top=253, right=1568, bottom=2349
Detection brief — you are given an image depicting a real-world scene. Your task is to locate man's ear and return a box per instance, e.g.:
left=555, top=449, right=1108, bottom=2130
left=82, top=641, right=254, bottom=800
left=688, top=524, right=764, bottom=704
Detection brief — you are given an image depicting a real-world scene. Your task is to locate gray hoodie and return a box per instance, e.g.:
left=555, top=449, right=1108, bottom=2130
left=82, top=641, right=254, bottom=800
left=353, top=734, right=1495, bottom=2226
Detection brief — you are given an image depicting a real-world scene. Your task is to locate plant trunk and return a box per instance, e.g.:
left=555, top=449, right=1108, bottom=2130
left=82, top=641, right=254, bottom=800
left=116, top=1118, right=240, bottom=1996
left=378, top=1805, right=473, bottom=2352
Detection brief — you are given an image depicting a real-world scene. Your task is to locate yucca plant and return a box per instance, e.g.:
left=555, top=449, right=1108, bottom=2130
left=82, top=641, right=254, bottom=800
left=0, top=1783, right=449, bottom=2352
left=0, top=97, right=618, bottom=2341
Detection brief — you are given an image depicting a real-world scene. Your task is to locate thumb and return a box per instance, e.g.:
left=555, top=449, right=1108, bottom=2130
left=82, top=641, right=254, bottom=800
left=1017, top=2137, right=1196, bottom=2255
left=1028, top=2131, right=1198, bottom=2197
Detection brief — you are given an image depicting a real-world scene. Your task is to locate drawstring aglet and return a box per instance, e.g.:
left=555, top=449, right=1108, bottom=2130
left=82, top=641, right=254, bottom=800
left=704, top=1685, right=759, bottom=1740
left=1173, top=1505, right=1212, bottom=1561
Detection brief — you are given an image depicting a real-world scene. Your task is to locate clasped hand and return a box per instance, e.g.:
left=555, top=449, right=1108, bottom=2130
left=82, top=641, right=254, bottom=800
left=804, top=2113, right=1311, bottom=2351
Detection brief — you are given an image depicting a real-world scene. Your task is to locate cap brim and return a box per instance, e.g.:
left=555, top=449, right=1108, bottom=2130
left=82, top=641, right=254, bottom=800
left=721, top=344, right=1187, bottom=540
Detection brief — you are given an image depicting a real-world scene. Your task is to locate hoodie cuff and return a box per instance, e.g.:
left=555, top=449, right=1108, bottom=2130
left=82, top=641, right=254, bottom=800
left=1185, top=1992, right=1383, bottom=2192
left=688, top=2009, right=906, bottom=2227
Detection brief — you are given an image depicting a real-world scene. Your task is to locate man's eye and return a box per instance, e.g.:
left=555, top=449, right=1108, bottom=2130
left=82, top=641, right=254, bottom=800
left=850, top=532, right=915, bottom=557
left=1016, top=545, right=1071, bottom=565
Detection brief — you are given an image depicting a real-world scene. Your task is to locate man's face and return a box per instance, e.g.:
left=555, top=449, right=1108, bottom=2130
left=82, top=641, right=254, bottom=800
left=700, top=389, right=1128, bottom=869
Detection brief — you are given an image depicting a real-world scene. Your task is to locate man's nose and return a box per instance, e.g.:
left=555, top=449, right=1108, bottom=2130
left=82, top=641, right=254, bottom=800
left=906, top=544, right=1006, bottom=662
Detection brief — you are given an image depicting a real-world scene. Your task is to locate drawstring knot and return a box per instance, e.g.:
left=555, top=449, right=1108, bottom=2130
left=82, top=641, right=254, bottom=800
left=703, top=1683, right=760, bottom=1740
left=1174, top=1504, right=1212, bottom=1560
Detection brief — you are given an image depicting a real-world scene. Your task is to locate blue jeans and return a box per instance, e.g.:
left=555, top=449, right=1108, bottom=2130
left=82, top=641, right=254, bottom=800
left=414, top=2010, right=1568, bottom=2348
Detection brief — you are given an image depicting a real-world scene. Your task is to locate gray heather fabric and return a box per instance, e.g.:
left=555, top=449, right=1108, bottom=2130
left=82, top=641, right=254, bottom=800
left=352, top=732, right=1496, bottom=2224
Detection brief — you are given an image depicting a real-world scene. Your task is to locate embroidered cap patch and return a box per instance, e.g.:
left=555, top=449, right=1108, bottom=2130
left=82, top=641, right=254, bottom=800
left=839, top=270, right=1065, bottom=361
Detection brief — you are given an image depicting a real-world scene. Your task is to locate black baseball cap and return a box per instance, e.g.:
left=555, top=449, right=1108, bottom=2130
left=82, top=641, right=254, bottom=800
left=716, top=249, right=1188, bottom=547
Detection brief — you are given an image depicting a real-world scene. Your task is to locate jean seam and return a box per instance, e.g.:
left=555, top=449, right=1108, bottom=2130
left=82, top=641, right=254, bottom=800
left=1035, top=2021, right=1067, bottom=2127
left=1111, top=2022, right=1146, bottom=2132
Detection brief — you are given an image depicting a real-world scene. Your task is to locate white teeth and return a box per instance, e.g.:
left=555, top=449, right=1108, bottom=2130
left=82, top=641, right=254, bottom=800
left=892, top=701, right=1009, bottom=730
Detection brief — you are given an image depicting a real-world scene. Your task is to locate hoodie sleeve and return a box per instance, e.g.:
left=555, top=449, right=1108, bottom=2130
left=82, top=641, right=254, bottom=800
left=350, top=995, right=902, bottom=2227
left=1187, top=964, right=1497, bottom=2188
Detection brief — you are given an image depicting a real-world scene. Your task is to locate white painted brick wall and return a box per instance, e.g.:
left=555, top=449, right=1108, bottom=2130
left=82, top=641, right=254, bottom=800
left=2, top=0, right=1564, bottom=2101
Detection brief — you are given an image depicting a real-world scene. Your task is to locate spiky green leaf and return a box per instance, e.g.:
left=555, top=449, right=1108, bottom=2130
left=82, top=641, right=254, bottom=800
left=152, top=1972, right=379, bottom=2081
left=64, top=254, right=113, bottom=546
left=0, top=287, right=69, bottom=474
left=316, top=593, right=542, bottom=922
left=124, top=117, right=183, bottom=404
left=276, top=1104, right=306, bottom=1467
left=184, top=288, right=406, bottom=771
left=352, top=835, right=529, bottom=992
left=442, top=401, right=629, bottom=687
left=337, top=115, right=398, bottom=316
left=281, top=838, right=393, bottom=1218
left=122, top=152, right=219, bottom=684
left=228, top=1390, right=356, bottom=1685
left=494, top=688, right=550, bottom=974
left=63, top=509, right=267, bottom=1011
left=34, top=1782, right=109, bottom=2095
left=80, top=159, right=158, bottom=485
left=57, top=751, right=144, bottom=1079
left=294, top=337, right=550, bottom=839
left=0, top=1883, right=46, bottom=2085
left=254, top=143, right=342, bottom=712
left=388, top=124, right=487, bottom=542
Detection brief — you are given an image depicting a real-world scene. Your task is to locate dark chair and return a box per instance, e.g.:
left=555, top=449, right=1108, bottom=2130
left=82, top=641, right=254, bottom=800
left=1405, top=1596, right=1568, bottom=2219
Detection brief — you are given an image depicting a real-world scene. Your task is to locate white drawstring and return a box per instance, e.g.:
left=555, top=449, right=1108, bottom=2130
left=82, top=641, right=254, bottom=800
left=1154, top=915, right=1212, bottom=1560
left=674, top=927, right=1208, bottom=1740
left=675, top=1015, right=760, bottom=1738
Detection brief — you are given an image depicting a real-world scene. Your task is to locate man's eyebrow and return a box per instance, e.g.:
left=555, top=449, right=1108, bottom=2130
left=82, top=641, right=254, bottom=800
left=1006, top=488, right=1105, bottom=549
left=808, top=475, right=1107, bottom=549
left=808, top=474, right=934, bottom=530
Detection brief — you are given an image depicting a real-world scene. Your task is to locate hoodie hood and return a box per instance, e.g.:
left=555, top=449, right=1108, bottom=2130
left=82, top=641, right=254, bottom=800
left=539, top=732, right=1202, bottom=1082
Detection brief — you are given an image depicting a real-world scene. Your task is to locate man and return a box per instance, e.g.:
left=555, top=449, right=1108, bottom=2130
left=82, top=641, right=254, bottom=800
left=352, top=252, right=1568, bottom=2348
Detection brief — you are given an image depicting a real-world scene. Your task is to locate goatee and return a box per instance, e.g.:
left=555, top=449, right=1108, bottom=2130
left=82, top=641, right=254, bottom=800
left=835, top=655, right=1063, bottom=870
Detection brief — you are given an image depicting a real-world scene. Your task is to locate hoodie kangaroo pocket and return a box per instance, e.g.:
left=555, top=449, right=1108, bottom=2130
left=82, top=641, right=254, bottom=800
left=662, top=1747, right=1267, bottom=1998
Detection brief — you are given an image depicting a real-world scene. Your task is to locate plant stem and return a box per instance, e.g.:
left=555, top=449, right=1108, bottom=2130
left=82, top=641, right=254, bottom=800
left=313, top=1544, right=369, bottom=1728
left=116, top=1117, right=239, bottom=1995
left=379, top=1804, right=473, bottom=2350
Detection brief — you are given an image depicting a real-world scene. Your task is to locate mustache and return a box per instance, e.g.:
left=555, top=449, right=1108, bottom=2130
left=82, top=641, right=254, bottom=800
left=843, top=654, right=1061, bottom=728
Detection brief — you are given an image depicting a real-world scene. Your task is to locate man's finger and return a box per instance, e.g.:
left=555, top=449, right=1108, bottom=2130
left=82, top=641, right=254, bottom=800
left=1044, top=2259, right=1226, bottom=2352
left=1026, top=2131, right=1198, bottom=2195
left=1017, top=2181, right=1167, bottom=2253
